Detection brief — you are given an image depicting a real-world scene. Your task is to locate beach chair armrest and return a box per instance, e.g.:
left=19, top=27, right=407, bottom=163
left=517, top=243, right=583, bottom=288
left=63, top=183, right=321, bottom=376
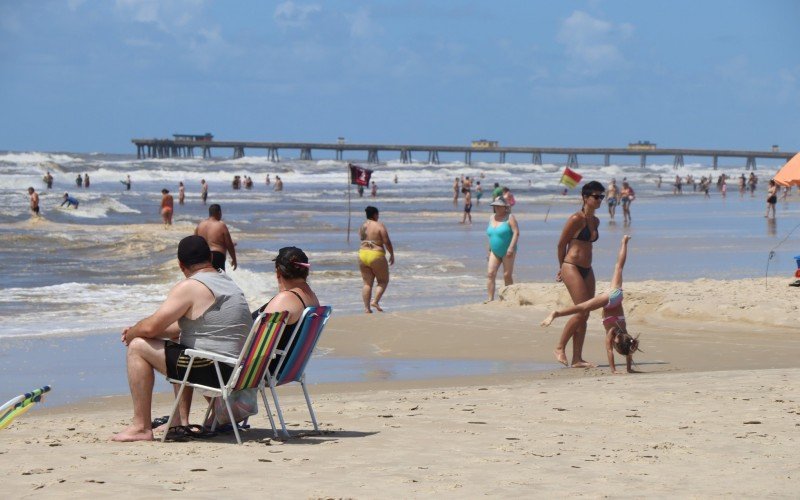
left=183, top=349, right=237, bottom=366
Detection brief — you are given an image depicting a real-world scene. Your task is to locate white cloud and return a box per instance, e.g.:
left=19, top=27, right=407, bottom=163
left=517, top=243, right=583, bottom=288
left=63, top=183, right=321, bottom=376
left=273, top=1, right=321, bottom=28
left=115, top=0, right=207, bottom=34
left=557, top=10, right=632, bottom=75
left=67, top=0, right=87, bottom=11
left=346, top=6, right=382, bottom=38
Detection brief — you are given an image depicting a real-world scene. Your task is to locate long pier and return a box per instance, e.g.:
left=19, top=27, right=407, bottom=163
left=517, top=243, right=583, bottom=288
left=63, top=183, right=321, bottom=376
left=132, top=138, right=794, bottom=170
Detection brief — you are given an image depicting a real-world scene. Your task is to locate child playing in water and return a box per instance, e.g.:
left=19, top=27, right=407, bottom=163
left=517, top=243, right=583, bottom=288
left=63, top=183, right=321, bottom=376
left=541, top=235, right=640, bottom=374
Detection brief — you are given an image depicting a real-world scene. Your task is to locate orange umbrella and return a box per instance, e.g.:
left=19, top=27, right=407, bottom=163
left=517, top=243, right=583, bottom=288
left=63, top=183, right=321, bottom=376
left=773, top=152, right=800, bottom=187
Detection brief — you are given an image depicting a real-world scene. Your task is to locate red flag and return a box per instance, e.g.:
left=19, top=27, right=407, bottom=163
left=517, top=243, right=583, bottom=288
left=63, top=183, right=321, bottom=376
left=349, top=164, right=373, bottom=186
left=560, top=167, right=583, bottom=188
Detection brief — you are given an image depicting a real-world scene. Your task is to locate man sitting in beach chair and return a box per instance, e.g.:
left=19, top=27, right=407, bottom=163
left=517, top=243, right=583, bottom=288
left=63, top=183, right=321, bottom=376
left=112, top=235, right=252, bottom=442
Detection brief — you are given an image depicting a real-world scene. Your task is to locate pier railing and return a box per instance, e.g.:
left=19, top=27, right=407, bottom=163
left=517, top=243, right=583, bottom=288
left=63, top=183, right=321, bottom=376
left=132, top=139, right=795, bottom=170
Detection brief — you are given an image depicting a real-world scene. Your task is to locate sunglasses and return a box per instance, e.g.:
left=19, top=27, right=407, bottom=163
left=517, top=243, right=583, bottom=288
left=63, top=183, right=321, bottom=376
left=587, top=194, right=605, bottom=200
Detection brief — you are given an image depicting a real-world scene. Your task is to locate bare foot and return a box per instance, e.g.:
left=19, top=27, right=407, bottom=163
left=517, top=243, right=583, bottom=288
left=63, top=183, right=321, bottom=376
left=111, top=426, right=154, bottom=442
left=541, top=312, right=557, bottom=327
left=364, top=308, right=372, bottom=314
left=553, top=348, right=568, bottom=366
left=571, top=360, right=597, bottom=368
left=370, top=302, right=383, bottom=312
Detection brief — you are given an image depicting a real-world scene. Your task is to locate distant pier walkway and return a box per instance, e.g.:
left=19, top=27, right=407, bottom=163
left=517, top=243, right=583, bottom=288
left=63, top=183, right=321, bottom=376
left=132, top=138, right=794, bottom=170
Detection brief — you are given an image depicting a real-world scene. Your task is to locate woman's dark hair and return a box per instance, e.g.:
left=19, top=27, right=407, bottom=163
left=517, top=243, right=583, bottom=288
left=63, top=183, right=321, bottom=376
left=581, top=181, right=605, bottom=196
left=614, top=331, right=641, bottom=356
left=273, top=246, right=310, bottom=280
left=365, top=206, right=379, bottom=219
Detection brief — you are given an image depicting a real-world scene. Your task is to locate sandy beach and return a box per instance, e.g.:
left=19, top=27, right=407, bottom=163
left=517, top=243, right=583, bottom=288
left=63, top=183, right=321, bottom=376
left=4, top=278, right=799, bottom=497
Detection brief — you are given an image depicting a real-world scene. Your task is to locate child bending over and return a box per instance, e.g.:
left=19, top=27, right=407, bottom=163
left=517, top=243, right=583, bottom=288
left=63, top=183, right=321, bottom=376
left=541, top=235, right=641, bottom=374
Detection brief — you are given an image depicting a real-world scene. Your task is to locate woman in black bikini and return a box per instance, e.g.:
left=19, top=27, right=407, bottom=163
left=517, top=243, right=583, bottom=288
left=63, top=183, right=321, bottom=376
left=553, top=180, right=605, bottom=368
left=254, top=246, right=320, bottom=349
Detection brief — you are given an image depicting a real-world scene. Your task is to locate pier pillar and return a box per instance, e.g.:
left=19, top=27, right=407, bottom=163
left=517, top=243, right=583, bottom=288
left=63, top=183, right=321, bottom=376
left=567, top=153, right=579, bottom=169
left=465, top=151, right=471, bottom=165
left=300, top=148, right=312, bottom=161
left=499, top=152, right=506, bottom=164
left=267, top=148, right=279, bottom=162
left=368, top=149, right=379, bottom=164
left=604, top=154, right=610, bottom=167
left=673, top=154, right=684, bottom=169
left=532, top=152, right=541, bottom=165
left=233, top=146, right=245, bottom=159
left=640, top=154, right=646, bottom=168
left=427, top=150, right=439, bottom=165
left=203, top=146, right=211, bottom=159
left=712, top=155, right=718, bottom=170
left=400, top=149, right=411, bottom=164
left=335, top=149, right=343, bottom=161
left=746, top=156, right=757, bottom=170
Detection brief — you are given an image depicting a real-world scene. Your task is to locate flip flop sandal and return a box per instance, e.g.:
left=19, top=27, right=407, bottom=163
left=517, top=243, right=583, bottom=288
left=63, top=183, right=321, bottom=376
left=164, top=425, right=190, bottom=442
left=151, top=415, right=170, bottom=428
left=184, top=424, right=218, bottom=439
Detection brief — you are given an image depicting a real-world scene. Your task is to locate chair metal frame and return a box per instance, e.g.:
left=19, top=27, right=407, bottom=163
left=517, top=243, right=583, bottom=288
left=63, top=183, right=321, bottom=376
left=161, top=310, right=289, bottom=444
left=264, top=306, right=332, bottom=438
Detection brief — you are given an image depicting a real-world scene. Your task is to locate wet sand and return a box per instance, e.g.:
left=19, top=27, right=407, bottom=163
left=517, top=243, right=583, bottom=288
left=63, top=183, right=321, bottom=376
left=3, top=278, right=800, bottom=497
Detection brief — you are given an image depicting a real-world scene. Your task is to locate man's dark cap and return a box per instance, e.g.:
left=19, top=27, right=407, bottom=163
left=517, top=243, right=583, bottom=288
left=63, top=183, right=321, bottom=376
left=178, top=235, right=211, bottom=266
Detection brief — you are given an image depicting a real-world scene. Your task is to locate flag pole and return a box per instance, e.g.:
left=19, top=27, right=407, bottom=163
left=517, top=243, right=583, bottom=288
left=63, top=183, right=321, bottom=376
left=543, top=193, right=557, bottom=223
left=346, top=163, right=352, bottom=243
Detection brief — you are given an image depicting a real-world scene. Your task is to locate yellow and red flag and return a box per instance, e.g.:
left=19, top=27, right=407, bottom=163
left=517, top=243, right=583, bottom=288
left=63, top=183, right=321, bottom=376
left=560, top=167, right=582, bottom=189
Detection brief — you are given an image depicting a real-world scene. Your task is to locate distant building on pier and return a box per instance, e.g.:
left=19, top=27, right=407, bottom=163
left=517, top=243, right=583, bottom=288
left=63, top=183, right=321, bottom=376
left=173, top=133, right=213, bottom=142
left=471, top=139, right=499, bottom=149
left=772, top=144, right=780, bottom=152
left=628, top=140, right=656, bottom=151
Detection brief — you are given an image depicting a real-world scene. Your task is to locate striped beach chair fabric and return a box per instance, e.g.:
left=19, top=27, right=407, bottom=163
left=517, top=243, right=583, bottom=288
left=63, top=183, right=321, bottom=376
left=266, top=306, right=332, bottom=438
left=162, top=310, right=289, bottom=445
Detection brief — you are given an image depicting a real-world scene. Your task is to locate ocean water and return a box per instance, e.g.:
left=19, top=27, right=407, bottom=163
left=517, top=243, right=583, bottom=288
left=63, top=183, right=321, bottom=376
left=1, top=149, right=797, bottom=406
left=0, top=150, right=794, bottom=344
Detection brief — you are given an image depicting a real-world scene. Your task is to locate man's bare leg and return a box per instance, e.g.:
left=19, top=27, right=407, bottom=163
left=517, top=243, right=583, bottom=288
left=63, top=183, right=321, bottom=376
left=112, top=338, right=168, bottom=442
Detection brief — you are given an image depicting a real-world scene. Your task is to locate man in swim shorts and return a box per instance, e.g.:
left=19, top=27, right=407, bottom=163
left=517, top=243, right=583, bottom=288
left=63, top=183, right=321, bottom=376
left=112, top=235, right=252, bottom=442
left=28, top=187, right=40, bottom=216
left=195, top=203, right=237, bottom=271
left=606, top=179, right=619, bottom=220
left=200, top=179, right=208, bottom=204
left=160, top=189, right=174, bottom=226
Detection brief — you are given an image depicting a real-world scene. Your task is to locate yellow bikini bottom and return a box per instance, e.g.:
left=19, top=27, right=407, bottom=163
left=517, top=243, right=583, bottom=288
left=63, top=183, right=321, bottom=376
left=359, top=248, right=385, bottom=266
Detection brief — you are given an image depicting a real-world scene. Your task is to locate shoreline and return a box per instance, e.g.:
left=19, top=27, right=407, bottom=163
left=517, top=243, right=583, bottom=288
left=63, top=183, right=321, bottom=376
left=5, top=276, right=800, bottom=411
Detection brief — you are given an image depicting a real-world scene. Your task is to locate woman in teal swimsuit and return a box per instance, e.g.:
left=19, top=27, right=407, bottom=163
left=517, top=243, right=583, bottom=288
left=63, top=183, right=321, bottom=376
left=553, top=180, right=604, bottom=368
left=486, top=196, right=520, bottom=302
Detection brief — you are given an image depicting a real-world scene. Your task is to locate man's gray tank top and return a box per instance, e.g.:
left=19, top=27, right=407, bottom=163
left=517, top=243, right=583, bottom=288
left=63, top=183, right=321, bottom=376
left=178, top=270, right=252, bottom=358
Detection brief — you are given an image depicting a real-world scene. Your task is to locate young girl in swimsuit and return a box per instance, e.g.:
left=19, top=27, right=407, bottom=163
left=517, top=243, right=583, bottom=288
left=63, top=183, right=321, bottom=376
left=554, top=180, right=604, bottom=367
left=542, top=235, right=640, bottom=374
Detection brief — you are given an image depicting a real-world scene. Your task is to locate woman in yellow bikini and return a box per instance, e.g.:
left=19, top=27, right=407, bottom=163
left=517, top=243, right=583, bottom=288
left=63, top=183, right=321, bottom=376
left=359, top=206, right=395, bottom=313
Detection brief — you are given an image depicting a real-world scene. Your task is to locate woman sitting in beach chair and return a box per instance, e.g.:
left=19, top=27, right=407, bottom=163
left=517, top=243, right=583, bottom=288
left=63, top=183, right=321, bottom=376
left=541, top=235, right=641, bottom=374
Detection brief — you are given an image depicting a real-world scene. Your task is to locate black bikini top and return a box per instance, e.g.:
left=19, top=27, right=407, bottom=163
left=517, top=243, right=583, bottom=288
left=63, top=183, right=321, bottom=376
left=573, top=221, right=599, bottom=243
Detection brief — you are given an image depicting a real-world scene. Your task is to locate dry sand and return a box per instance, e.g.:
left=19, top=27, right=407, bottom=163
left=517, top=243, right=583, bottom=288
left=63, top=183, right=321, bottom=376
left=3, top=278, right=799, bottom=497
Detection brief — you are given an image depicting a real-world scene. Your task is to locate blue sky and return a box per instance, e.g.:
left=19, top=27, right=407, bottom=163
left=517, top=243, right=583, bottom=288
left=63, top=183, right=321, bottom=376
left=0, top=0, right=798, bottom=154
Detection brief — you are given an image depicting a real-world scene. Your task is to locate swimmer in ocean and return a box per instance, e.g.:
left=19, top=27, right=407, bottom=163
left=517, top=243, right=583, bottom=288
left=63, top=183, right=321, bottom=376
left=160, top=188, right=174, bottom=226
left=61, top=192, right=79, bottom=209
left=28, top=187, right=40, bottom=217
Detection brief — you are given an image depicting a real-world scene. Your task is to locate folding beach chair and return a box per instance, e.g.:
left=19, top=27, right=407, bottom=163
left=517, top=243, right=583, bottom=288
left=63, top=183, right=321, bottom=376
left=162, top=310, right=289, bottom=445
left=265, top=306, right=332, bottom=438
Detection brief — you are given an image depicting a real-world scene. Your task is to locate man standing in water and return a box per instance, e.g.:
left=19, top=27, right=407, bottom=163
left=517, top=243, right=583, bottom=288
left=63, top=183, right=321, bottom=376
left=28, top=187, right=40, bottom=217
left=195, top=204, right=237, bottom=271
left=358, top=206, right=394, bottom=313
left=606, top=179, right=619, bottom=220
left=160, top=189, right=174, bottom=227
left=200, top=179, right=208, bottom=204
left=111, top=235, right=252, bottom=442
